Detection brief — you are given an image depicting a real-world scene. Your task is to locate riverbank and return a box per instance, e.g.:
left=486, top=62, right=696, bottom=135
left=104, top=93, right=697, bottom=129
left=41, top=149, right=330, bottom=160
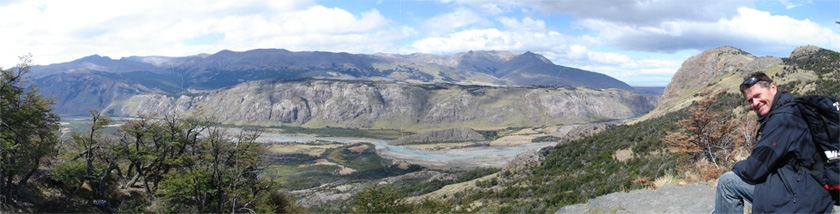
left=374, top=141, right=556, bottom=170
left=253, top=125, right=575, bottom=170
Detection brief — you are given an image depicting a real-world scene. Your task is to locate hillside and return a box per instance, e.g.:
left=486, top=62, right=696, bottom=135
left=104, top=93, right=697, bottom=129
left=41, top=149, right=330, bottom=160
left=104, top=79, right=657, bottom=130
left=642, top=45, right=837, bottom=120
left=398, top=45, right=839, bottom=213
left=30, top=49, right=636, bottom=116
left=6, top=45, right=836, bottom=213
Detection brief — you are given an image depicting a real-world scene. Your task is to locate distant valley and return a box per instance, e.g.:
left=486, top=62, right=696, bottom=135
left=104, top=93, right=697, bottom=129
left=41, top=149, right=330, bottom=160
left=631, top=86, right=666, bottom=96
left=11, top=45, right=836, bottom=213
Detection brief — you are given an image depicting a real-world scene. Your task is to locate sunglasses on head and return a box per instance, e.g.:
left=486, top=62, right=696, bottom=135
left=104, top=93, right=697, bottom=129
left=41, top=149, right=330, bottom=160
left=740, top=77, right=768, bottom=91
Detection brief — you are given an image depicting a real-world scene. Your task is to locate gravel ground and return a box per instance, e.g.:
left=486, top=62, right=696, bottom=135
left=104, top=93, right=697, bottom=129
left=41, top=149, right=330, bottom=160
left=555, top=182, right=718, bottom=214
left=556, top=182, right=840, bottom=214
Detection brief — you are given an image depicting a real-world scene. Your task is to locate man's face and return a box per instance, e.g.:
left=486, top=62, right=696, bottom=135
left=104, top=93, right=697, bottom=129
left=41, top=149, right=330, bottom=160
left=743, top=82, right=777, bottom=116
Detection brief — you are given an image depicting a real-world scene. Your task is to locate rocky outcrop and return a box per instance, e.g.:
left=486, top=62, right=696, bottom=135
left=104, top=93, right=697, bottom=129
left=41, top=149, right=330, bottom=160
left=107, top=79, right=658, bottom=129
left=644, top=45, right=840, bottom=121
left=555, top=123, right=610, bottom=144
left=790, top=45, right=822, bottom=60
left=556, top=183, right=716, bottom=214
left=742, top=56, right=783, bottom=73
left=391, top=128, right=485, bottom=145
left=660, top=46, right=781, bottom=104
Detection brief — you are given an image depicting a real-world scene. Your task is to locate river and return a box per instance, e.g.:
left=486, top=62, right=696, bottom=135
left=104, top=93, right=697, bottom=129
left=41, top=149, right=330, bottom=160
left=60, top=117, right=562, bottom=169
left=256, top=132, right=556, bottom=169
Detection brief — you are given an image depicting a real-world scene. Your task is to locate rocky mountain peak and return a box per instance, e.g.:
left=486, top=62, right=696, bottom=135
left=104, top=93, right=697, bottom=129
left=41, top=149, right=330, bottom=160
left=72, top=54, right=112, bottom=64
left=451, top=50, right=519, bottom=75
left=451, top=50, right=518, bottom=63
left=660, top=46, right=758, bottom=103
left=213, top=49, right=237, bottom=56
left=509, top=51, right=552, bottom=65
left=715, top=46, right=750, bottom=55
left=790, top=45, right=822, bottom=59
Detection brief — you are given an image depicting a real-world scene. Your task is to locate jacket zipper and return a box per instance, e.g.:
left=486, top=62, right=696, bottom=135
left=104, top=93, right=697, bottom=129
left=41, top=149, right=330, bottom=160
left=778, top=169, right=797, bottom=203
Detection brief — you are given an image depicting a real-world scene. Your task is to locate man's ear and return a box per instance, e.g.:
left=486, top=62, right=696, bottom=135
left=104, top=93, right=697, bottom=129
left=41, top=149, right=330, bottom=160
left=769, top=82, right=778, bottom=96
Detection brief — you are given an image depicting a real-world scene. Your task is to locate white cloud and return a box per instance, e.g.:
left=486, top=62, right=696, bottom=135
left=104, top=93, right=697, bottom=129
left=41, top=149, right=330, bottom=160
left=409, top=29, right=578, bottom=56
left=779, top=0, right=805, bottom=9
left=442, top=0, right=518, bottom=14
left=566, top=45, right=631, bottom=64
left=411, top=15, right=577, bottom=54
left=411, top=29, right=513, bottom=53
left=575, top=7, right=840, bottom=57
left=719, top=7, right=840, bottom=53
left=478, top=3, right=505, bottom=15
left=421, top=7, right=487, bottom=36
left=3, top=0, right=833, bottom=87
left=498, top=17, right=545, bottom=32
left=623, top=59, right=681, bottom=70
left=577, top=63, right=679, bottom=85
left=450, top=0, right=753, bottom=26
left=269, top=6, right=388, bottom=34
left=408, top=21, right=682, bottom=85
left=0, top=0, right=407, bottom=67
left=539, top=43, right=687, bottom=85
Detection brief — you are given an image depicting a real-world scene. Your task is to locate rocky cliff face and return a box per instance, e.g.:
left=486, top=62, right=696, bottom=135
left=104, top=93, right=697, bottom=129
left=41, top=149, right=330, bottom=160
left=107, top=79, right=658, bottom=129
left=646, top=45, right=839, bottom=121
left=660, top=46, right=782, bottom=104
left=790, top=45, right=822, bottom=60
left=34, top=49, right=640, bottom=116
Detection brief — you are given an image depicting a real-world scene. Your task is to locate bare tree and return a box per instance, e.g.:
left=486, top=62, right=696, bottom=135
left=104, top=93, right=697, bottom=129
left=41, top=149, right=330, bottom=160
left=663, top=88, right=746, bottom=170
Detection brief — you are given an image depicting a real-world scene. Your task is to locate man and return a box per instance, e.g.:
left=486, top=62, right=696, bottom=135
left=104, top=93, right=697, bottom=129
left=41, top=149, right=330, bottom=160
left=714, top=72, right=833, bottom=213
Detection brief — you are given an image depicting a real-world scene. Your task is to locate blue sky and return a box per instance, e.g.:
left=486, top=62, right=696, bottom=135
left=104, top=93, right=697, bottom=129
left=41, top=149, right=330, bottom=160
left=1, top=0, right=838, bottom=86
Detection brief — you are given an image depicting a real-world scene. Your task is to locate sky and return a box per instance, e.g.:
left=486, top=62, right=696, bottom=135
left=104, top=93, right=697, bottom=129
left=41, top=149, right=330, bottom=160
left=1, top=0, right=838, bottom=86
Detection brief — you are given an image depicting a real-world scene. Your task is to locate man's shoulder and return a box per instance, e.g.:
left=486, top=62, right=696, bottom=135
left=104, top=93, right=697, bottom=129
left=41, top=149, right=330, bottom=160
left=770, top=94, right=803, bottom=118
left=773, top=104, right=800, bottom=115
left=768, top=106, right=801, bottom=119
left=763, top=106, right=808, bottom=131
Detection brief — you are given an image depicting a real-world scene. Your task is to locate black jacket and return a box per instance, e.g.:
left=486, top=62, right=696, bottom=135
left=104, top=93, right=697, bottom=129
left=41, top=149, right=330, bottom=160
left=733, top=90, right=834, bottom=213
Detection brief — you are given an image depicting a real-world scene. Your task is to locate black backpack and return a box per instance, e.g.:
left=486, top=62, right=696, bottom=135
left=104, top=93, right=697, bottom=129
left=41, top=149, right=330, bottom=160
left=794, top=95, right=840, bottom=204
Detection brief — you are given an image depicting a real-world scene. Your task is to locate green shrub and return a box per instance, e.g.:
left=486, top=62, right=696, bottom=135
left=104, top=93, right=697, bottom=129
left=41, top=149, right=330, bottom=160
left=350, top=184, right=412, bottom=214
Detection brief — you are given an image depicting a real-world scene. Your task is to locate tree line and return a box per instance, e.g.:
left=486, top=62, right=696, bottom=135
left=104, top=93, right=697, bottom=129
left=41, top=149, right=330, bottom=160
left=0, top=55, right=295, bottom=213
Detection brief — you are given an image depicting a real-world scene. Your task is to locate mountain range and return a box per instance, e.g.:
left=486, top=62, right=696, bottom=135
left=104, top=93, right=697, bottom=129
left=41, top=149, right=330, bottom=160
left=111, top=79, right=657, bottom=129
left=29, top=49, right=643, bottom=127
left=32, top=49, right=632, bottom=91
